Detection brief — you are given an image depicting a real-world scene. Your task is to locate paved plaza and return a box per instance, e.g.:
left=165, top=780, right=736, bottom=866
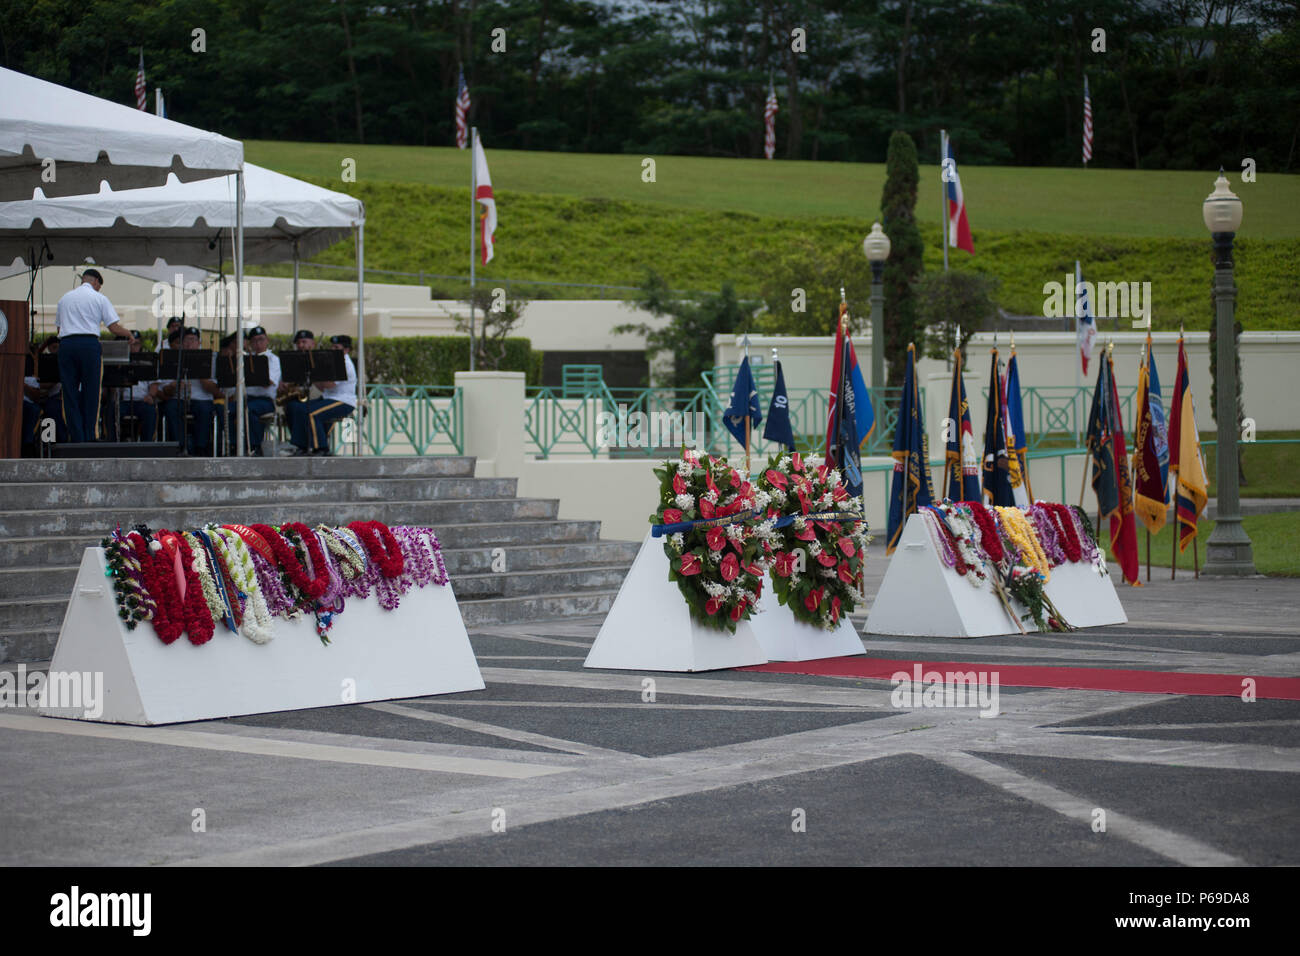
left=2, top=554, right=1297, bottom=868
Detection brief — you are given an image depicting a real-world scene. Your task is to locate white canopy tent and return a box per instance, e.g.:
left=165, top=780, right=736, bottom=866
left=0, top=164, right=366, bottom=456
left=0, top=67, right=243, bottom=201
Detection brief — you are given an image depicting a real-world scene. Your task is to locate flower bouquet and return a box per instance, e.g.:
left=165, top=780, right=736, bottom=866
left=754, top=451, right=871, bottom=629
left=650, top=449, right=768, bottom=632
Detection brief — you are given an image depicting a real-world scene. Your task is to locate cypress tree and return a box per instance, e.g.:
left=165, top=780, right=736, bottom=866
left=880, top=131, right=925, bottom=387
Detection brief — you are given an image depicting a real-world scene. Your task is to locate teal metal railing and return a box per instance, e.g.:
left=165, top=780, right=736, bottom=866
left=350, top=384, right=463, bottom=455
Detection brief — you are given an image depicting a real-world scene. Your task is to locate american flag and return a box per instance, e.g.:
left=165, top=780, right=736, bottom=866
left=1082, top=75, right=1093, bottom=165
left=134, top=50, right=147, bottom=110
left=763, top=80, right=778, bottom=160
left=455, top=67, right=471, bottom=149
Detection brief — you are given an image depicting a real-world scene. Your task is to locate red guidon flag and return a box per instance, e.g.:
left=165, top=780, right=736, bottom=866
left=1167, top=334, right=1208, bottom=552
left=1106, top=348, right=1142, bottom=585
left=473, top=132, right=497, bottom=264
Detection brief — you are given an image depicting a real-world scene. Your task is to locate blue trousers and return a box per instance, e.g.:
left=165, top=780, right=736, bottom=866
left=246, top=397, right=276, bottom=449
left=287, top=399, right=352, bottom=451
left=104, top=400, right=158, bottom=441
left=162, top=399, right=214, bottom=454
left=22, top=397, right=67, bottom=445
left=57, top=335, right=102, bottom=443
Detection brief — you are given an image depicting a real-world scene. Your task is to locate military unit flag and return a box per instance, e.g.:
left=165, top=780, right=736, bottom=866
left=1086, top=347, right=1141, bottom=585
left=944, top=138, right=974, bottom=255
left=763, top=360, right=796, bottom=451
left=944, top=347, right=980, bottom=502
left=982, top=350, right=1015, bottom=506
left=723, top=355, right=762, bottom=447
left=1132, top=335, right=1170, bottom=535
left=1076, top=260, right=1096, bottom=376
left=886, top=344, right=933, bottom=553
left=1004, top=349, right=1031, bottom=506
left=1168, top=333, right=1208, bottom=553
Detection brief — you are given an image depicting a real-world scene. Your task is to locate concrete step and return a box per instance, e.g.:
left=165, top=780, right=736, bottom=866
left=423, top=520, right=603, bottom=550
left=0, top=597, right=68, bottom=632
left=0, top=566, right=79, bottom=600
left=0, top=628, right=60, bottom=665
left=457, top=589, right=619, bottom=626
left=0, top=476, right=518, bottom=510
left=0, top=497, right=562, bottom=538
left=451, top=565, right=632, bottom=599
left=440, top=540, right=640, bottom=575
left=0, top=455, right=476, bottom=483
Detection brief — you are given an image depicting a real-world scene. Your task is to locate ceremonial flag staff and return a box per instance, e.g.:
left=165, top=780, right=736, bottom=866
left=940, top=130, right=950, bottom=272
left=743, top=332, right=752, bottom=475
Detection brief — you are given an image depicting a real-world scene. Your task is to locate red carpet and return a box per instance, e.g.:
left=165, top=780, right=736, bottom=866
left=738, top=657, right=1300, bottom=701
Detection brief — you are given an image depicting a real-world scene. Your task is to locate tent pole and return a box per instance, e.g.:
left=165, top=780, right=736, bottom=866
left=235, top=167, right=246, bottom=457
left=292, top=240, right=300, bottom=335
left=355, top=220, right=366, bottom=457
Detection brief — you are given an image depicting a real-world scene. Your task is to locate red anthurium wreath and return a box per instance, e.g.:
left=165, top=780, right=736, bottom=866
left=169, top=532, right=215, bottom=645
left=650, top=448, right=767, bottom=633
left=130, top=531, right=181, bottom=645
left=755, top=452, right=871, bottom=629
left=251, top=523, right=330, bottom=601
left=347, top=520, right=405, bottom=578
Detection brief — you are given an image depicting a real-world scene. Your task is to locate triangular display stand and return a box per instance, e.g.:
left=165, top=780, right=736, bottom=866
left=1043, top=559, right=1127, bottom=627
left=585, top=532, right=768, bottom=672
left=865, top=514, right=1017, bottom=637
left=39, top=548, right=484, bottom=725
left=864, top=513, right=1127, bottom=637
left=750, top=583, right=865, bottom=661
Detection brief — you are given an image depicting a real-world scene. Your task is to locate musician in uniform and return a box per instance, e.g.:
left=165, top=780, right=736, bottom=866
left=22, top=336, right=66, bottom=453
left=159, top=327, right=219, bottom=455
left=243, top=326, right=280, bottom=457
left=283, top=334, right=356, bottom=457
left=54, top=268, right=130, bottom=442
left=104, top=330, right=158, bottom=441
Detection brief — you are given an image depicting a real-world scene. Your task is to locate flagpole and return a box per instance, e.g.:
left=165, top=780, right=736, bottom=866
left=940, top=130, right=950, bottom=273
left=468, top=127, right=477, bottom=372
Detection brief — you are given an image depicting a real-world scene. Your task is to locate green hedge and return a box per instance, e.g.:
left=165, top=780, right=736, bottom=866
left=105, top=332, right=542, bottom=386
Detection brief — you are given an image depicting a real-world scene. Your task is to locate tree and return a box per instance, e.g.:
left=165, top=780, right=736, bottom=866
left=915, top=271, right=999, bottom=363
left=613, top=270, right=756, bottom=389
left=879, top=130, right=924, bottom=386
left=457, top=289, right=529, bottom=371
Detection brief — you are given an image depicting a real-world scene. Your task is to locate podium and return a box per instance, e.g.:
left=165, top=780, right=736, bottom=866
left=0, top=300, right=30, bottom=459
left=40, top=548, right=484, bottom=725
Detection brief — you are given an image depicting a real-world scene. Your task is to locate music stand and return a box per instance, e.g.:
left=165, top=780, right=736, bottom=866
left=158, top=349, right=214, bottom=455
left=277, top=349, right=346, bottom=388
left=216, top=354, right=271, bottom=456
left=103, top=353, right=160, bottom=441
left=37, top=353, right=60, bottom=384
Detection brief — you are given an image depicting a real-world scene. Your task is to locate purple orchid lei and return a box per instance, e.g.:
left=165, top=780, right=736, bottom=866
left=251, top=550, right=298, bottom=618
left=1027, top=504, right=1067, bottom=567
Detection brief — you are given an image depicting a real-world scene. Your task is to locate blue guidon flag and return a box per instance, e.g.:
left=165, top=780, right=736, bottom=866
left=763, top=359, right=796, bottom=451
left=722, top=355, right=762, bottom=446
left=886, top=344, right=933, bottom=553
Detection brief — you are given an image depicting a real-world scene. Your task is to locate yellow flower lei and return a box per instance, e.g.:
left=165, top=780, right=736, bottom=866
left=995, top=507, right=1051, bottom=581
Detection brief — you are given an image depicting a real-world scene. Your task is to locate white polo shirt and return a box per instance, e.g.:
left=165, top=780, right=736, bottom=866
left=320, top=354, right=357, bottom=408
left=55, top=282, right=119, bottom=336
left=246, top=349, right=281, bottom=400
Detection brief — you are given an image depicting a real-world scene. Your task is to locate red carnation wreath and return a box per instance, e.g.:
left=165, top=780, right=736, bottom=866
left=347, top=520, right=405, bottom=578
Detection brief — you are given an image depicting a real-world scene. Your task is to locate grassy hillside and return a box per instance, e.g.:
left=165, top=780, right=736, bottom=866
left=247, top=140, right=1300, bottom=240
left=271, top=177, right=1299, bottom=331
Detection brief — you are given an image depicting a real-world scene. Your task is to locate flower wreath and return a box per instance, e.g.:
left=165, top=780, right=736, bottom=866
left=650, top=449, right=766, bottom=632
left=755, top=451, right=870, bottom=629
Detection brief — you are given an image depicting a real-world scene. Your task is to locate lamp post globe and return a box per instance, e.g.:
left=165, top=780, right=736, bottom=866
left=863, top=222, right=891, bottom=389
left=1201, top=169, right=1256, bottom=576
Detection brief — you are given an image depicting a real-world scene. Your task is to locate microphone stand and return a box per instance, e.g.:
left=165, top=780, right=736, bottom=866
left=175, top=337, right=190, bottom=457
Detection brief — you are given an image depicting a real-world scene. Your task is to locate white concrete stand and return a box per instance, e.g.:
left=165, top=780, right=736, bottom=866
left=40, top=548, right=484, bottom=725
left=750, top=584, right=865, bottom=661
left=585, top=532, right=767, bottom=672
left=864, top=513, right=1127, bottom=637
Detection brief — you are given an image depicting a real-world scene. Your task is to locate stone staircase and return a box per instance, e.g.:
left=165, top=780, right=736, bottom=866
left=0, top=456, right=638, bottom=663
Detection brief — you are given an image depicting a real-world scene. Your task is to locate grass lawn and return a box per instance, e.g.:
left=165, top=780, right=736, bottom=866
left=251, top=176, right=1300, bottom=330
left=246, top=140, right=1300, bottom=240
left=1204, top=432, right=1300, bottom=498
left=1102, top=512, right=1300, bottom=577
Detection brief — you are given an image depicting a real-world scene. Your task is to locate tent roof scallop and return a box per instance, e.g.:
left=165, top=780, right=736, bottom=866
left=0, top=67, right=243, bottom=201
left=0, top=163, right=364, bottom=266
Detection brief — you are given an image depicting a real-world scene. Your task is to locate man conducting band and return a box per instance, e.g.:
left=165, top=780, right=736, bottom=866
left=283, top=334, right=356, bottom=457
left=55, top=268, right=130, bottom=442
left=243, top=326, right=280, bottom=456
